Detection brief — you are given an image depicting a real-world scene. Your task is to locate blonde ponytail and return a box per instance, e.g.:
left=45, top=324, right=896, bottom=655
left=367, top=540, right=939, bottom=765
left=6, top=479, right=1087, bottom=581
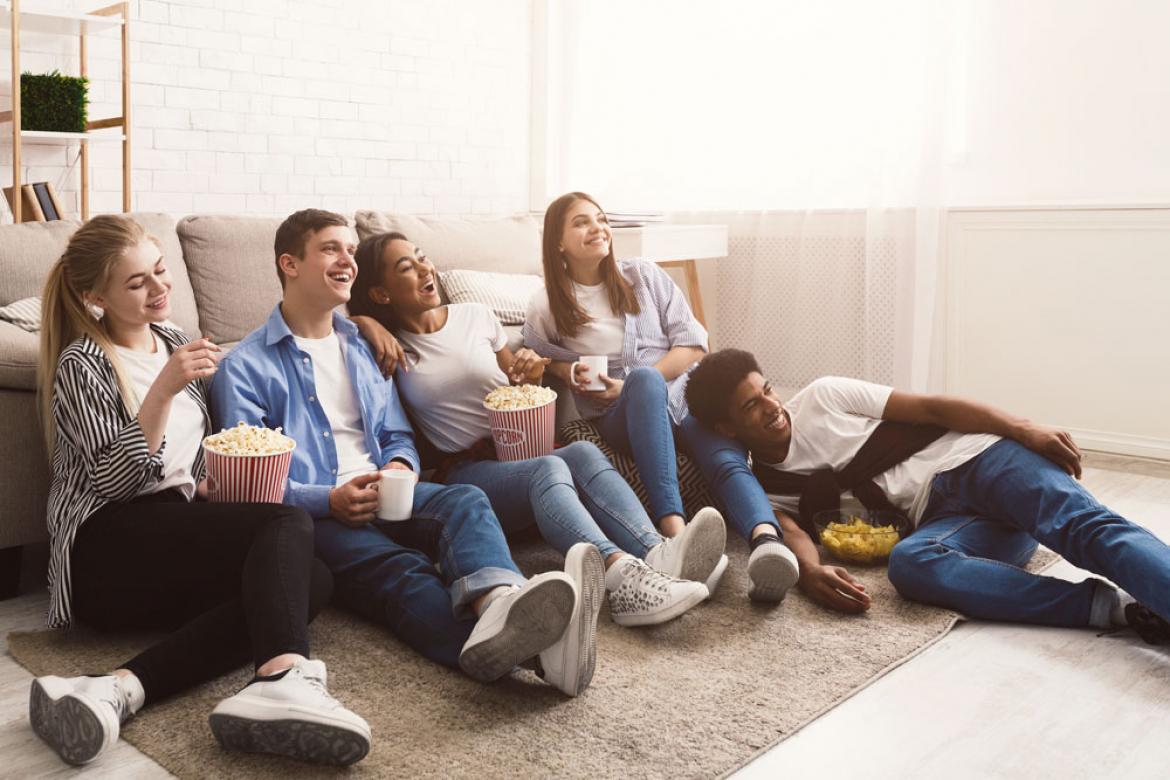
left=37, top=215, right=156, bottom=454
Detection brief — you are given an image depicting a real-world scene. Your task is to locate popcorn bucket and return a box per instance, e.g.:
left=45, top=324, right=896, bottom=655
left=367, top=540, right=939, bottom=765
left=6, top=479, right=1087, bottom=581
left=483, top=396, right=557, bottom=462
left=203, top=444, right=296, bottom=503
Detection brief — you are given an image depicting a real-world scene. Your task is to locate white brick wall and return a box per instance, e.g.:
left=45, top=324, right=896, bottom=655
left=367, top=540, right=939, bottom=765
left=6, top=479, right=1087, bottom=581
left=1, top=0, right=532, bottom=222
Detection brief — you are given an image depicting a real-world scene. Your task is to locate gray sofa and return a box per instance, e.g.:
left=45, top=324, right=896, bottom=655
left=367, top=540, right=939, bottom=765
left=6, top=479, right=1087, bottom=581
left=0, top=210, right=549, bottom=595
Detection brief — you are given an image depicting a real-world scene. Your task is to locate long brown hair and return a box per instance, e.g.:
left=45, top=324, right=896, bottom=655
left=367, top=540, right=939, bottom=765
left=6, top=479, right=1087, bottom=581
left=38, top=215, right=158, bottom=452
left=541, top=192, right=639, bottom=338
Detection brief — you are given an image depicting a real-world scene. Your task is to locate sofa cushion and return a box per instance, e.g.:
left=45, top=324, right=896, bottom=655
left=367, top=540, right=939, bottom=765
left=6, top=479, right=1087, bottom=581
left=354, top=211, right=543, bottom=276
left=0, top=321, right=38, bottom=390
left=176, top=215, right=284, bottom=345
left=0, top=297, right=41, bottom=332
left=0, top=220, right=80, bottom=306
left=134, top=212, right=201, bottom=337
left=439, top=269, right=543, bottom=325
left=559, top=418, right=715, bottom=519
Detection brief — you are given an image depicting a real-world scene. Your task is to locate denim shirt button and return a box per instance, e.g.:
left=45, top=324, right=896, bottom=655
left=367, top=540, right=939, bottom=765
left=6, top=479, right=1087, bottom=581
left=323, top=431, right=331, bottom=438
left=308, top=395, right=316, bottom=403
left=302, top=357, right=310, bottom=365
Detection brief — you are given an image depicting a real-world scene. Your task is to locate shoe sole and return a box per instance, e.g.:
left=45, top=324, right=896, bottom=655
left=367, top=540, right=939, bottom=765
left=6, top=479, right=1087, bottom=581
left=460, top=576, right=575, bottom=682
left=29, top=678, right=115, bottom=766
left=209, top=713, right=370, bottom=767
left=611, top=582, right=709, bottom=627
left=678, top=508, right=727, bottom=585
left=704, top=554, right=729, bottom=600
left=748, top=548, right=800, bottom=602
left=552, top=544, right=604, bottom=696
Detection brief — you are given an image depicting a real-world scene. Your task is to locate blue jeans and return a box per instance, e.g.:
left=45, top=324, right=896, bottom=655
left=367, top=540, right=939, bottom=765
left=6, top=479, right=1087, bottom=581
left=676, top=414, right=781, bottom=541
left=447, top=441, right=662, bottom=560
left=594, top=366, right=685, bottom=523
left=313, top=481, right=525, bottom=669
left=887, top=439, right=1170, bottom=628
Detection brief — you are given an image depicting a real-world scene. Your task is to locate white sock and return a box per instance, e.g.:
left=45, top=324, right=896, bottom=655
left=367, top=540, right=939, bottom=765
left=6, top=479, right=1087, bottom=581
left=476, top=585, right=519, bottom=616
left=604, top=554, right=636, bottom=592
left=115, top=672, right=145, bottom=716
left=1111, top=590, right=1137, bottom=627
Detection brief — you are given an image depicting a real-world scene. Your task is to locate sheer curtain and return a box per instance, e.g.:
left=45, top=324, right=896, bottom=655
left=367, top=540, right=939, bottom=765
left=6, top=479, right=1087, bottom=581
left=542, top=0, right=970, bottom=392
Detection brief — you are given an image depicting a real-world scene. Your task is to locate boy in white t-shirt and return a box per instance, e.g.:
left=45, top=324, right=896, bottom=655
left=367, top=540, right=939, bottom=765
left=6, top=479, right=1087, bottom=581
left=213, top=210, right=602, bottom=695
left=684, top=348, right=1170, bottom=645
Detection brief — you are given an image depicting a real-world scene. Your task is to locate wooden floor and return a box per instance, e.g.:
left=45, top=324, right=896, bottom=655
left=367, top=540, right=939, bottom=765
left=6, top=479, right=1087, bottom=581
left=1, top=452, right=1168, bottom=779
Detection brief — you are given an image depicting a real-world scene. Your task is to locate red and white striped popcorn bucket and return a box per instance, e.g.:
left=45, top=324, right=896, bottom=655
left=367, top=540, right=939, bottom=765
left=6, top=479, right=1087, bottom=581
left=483, top=396, right=557, bottom=462
left=203, top=444, right=296, bottom=504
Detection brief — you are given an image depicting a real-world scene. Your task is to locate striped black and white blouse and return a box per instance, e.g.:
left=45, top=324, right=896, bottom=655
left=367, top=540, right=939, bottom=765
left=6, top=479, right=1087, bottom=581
left=46, top=323, right=209, bottom=629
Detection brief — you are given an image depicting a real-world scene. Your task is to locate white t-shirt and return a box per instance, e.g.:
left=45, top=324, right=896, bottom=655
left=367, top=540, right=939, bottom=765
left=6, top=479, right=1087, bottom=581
left=395, top=304, right=508, bottom=453
left=114, top=333, right=204, bottom=500
left=293, top=331, right=377, bottom=485
left=758, top=377, right=1001, bottom=524
left=526, top=282, right=624, bottom=365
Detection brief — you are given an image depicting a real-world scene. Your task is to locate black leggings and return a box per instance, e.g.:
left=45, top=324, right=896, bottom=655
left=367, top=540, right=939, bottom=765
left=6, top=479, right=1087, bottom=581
left=71, top=490, right=332, bottom=706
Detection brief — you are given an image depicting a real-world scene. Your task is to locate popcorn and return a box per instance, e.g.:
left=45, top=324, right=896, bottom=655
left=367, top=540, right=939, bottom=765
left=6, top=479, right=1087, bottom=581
left=203, top=422, right=295, bottom=456
left=483, top=384, right=557, bottom=411
left=820, top=517, right=900, bottom=563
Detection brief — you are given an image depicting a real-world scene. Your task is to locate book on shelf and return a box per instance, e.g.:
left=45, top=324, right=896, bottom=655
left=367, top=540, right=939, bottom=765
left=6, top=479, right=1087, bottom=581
left=32, top=182, right=62, bottom=220
left=607, top=211, right=665, bottom=228
left=3, top=184, right=46, bottom=222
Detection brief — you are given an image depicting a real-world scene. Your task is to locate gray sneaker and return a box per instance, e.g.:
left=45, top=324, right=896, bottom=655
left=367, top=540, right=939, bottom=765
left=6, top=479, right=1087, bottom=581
left=644, top=506, right=727, bottom=585
left=209, top=659, right=371, bottom=766
left=459, top=573, right=575, bottom=682
left=747, top=541, right=800, bottom=602
left=535, top=543, right=605, bottom=696
left=29, top=674, right=129, bottom=766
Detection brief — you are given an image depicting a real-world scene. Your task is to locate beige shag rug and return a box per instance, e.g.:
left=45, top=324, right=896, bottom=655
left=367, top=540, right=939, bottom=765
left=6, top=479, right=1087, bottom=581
left=8, top=539, right=1057, bottom=779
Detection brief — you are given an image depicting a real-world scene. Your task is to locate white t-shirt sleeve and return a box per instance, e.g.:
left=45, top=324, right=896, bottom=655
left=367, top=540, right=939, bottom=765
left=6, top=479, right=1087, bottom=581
left=811, top=376, right=893, bottom=420
left=473, top=303, right=508, bottom=353
left=524, top=287, right=554, bottom=342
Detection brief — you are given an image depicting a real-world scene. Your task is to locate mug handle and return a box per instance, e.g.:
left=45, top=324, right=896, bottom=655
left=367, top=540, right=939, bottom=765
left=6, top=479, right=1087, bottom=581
left=569, top=360, right=584, bottom=389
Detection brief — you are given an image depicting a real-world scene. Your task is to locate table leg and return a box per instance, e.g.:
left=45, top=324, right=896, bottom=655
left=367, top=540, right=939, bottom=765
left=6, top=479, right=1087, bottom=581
left=660, top=259, right=706, bottom=327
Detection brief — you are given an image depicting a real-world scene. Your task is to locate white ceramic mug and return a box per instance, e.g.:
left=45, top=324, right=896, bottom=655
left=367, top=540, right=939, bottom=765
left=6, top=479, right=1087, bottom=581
left=377, top=469, right=417, bottom=521
left=570, top=355, right=607, bottom=391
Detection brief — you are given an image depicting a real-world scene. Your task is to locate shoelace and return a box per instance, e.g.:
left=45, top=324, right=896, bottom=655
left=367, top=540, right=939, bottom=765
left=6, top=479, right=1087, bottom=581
left=291, top=667, right=343, bottom=710
left=623, top=559, right=683, bottom=592
left=1125, top=603, right=1170, bottom=645
left=88, top=677, right=131, bottom=724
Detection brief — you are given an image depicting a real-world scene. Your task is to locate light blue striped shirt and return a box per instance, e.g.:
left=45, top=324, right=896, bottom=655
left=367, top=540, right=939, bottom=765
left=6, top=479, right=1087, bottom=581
left=523, top=259, right=708, bottom=424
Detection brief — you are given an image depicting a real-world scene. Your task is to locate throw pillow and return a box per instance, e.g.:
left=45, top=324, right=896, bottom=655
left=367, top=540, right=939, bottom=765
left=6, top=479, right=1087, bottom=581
left=0, top=296, right=41, bottom=332
left=439, top=269, right=543, bottom=326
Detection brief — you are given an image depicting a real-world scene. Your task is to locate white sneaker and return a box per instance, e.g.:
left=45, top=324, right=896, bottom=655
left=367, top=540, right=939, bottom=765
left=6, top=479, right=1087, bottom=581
left=644, top=506, right=727, bottom=585
left=29, top=674, right=130, bottom=765
left=459, top=573, right=576, bottom=682
left=606, top=556, right=708, bottom=627
left=705, top=554, right=730, bottom=599
left=536, top=543, right=605, bottom=697
left=747, top=540, right=800, bottom=602
left=209, top=659, right=371, bottom=766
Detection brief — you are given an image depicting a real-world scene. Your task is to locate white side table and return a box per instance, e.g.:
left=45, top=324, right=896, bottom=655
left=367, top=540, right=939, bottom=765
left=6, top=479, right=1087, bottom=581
left=611, top=224, right=728, bottom=327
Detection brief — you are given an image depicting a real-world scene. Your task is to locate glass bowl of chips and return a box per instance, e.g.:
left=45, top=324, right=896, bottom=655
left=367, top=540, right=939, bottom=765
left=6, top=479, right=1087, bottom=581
left=814, top=510, right=909, bottom=564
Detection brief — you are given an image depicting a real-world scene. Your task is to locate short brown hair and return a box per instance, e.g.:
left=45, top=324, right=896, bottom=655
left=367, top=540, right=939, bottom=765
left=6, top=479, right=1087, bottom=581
left=273, top=208, right=350, bottom=287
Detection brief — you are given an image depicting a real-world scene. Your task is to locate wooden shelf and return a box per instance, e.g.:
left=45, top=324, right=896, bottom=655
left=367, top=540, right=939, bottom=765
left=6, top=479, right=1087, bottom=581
left=0, top=7, right=122, bottom=36
left=18, top=129, right=125, bottom=142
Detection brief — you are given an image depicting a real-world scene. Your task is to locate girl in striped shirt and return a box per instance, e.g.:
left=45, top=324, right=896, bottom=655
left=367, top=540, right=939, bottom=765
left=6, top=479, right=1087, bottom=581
left=30, top=215, right=369, bottom=767
left=524, top=192, right=801, bottom=603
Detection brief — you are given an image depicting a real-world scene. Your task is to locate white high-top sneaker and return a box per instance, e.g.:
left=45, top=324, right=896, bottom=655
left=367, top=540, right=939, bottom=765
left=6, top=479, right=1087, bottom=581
left=534, top=543, right=605, bottom=697
left=209, top=658, right=371, bottom=766
left=644, top=506, right=726, bottom=586
left=747, top=540, right=800, bottom=602
left=459, top=572, right=576, bottom=683
left=29, top=674, right=131, bottom=765
left=606, top=556, right=708, bottom=627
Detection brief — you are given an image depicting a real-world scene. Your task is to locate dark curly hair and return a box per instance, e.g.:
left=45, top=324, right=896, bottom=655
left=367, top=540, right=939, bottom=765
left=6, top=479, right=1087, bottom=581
left=685, top=348, right=763, bottom=426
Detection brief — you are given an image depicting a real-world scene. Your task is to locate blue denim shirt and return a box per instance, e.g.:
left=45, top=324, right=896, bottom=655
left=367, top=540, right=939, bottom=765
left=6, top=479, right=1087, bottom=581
left=211, top=304, right=418, bottom=518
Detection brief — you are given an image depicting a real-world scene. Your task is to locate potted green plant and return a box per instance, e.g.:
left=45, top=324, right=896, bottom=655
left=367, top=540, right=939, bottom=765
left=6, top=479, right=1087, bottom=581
left=21, top=70, right=89, bottom=133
